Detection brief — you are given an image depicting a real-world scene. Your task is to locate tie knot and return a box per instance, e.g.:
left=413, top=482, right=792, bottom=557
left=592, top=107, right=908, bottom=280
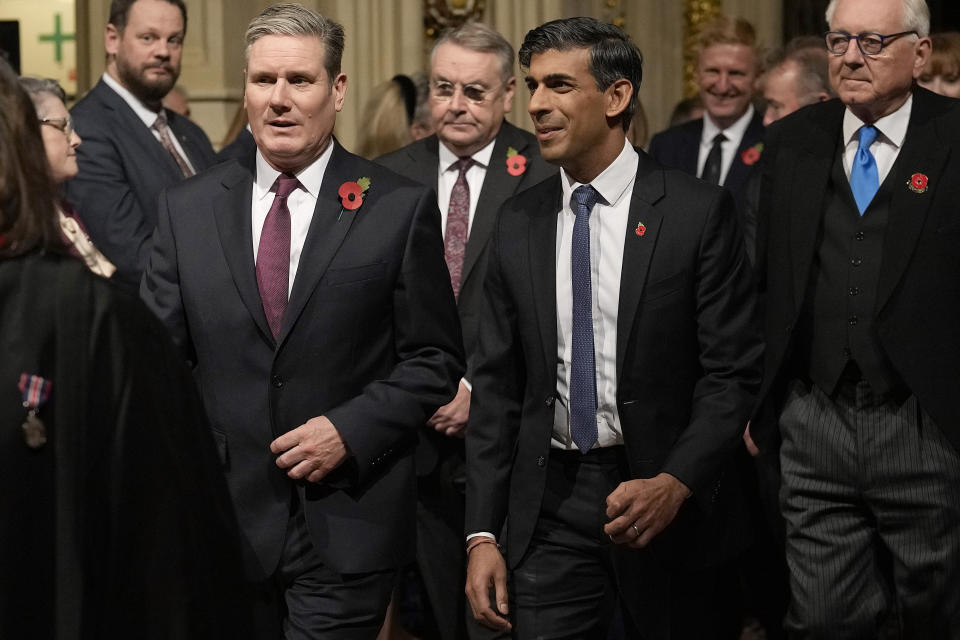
left=152, top=111, right=168, bottom=131
left=572, top=184, right=599, bottom=216
left=712, top=132, right=727, bottom=145
left=274, top=173, right=300, bottom=199
left=452, top=157, right=474, bottom=175
left=858, top=125, right=878, bottom=148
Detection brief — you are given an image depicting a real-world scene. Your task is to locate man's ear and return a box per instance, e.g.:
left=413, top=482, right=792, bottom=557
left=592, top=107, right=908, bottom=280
left=105, top=23, right=120, bottom=57
left=605, top=78, right=633, bottom=121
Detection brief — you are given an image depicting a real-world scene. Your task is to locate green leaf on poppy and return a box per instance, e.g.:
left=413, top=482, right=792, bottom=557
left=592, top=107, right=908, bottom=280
left=357, top=176, right=371, bottom=192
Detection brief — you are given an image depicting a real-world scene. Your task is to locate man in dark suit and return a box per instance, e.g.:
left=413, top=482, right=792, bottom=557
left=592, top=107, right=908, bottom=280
left=648, top=15, right=763, bottom=217
left=377, top=22, right=553, bottom=639
left=66, top=0, right=216, bottom=288
left=464, top=17, right=762, bottom=639
left=751, top=0, right=960, bottom=636
left=141, top=5, right=464, bottom=638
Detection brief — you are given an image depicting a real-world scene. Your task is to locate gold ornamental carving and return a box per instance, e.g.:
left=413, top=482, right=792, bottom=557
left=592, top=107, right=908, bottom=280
left=683, top=0, right=722, bottom=97
left=423, top=0, right=487, bottom=40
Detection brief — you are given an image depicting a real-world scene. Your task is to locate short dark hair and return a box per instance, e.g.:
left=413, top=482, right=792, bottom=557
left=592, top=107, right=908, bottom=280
left=0, top=60, right=62, bottom=256
left=108, top=0, right=188, bottom=33
left=518, top=17, right=642, bottom=132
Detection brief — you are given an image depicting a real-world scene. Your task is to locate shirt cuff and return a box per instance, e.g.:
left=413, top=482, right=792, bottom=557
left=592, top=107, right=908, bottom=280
left=461, top=377, right=472, bottom=393
left=466, top=532, right=496, bottom=543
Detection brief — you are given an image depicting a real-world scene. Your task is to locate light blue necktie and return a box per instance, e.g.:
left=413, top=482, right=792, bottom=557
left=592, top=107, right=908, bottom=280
left=850, top=125, right=879, bottom=215
left=570, top=185, right=600, bottom=454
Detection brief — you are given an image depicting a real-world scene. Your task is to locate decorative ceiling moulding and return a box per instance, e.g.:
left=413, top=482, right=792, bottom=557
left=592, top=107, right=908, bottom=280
left=683, top=0, right=721, bottom=98
left=423, top=0, right=487, bottom=40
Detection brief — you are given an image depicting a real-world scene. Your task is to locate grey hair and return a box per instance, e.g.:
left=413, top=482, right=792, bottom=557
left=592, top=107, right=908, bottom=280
left=825, top=0, right=930, bottom=38
left=431, top=22, right=515, bottom=85
left=17, top=76, right=66, bottom=114
left=244, top=3, right=345, bottom=81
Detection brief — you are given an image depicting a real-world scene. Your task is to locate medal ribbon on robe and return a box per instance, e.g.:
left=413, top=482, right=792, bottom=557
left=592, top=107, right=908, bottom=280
left=18, top=373, right=52, bottom=449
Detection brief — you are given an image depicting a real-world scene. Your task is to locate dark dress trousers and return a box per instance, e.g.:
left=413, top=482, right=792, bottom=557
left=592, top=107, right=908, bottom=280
left=754, top=88, right=960, bottom=638
left=66, top=79, right=217, bottom=288
left=141, top=141, right=464, bottom=632
left=377, top=122, right=553, bottom=639
left=466, top=150, right=763, bottom=638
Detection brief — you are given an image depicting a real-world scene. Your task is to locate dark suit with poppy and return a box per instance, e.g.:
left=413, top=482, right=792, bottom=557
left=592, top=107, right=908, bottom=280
left=141, top=141, right=464, bottom=635
left=377, top=120, right=554, bottom=639
left=753, top=88, right=960, bottom=636
left=466, top=149, right=762, bottom=638
left=66, top=79, right=217, bottom=288
left=648, top=111, right=764, bottom=240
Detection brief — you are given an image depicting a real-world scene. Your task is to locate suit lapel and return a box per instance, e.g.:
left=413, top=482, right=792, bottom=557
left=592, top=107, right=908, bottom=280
left=681, top=121, right=702, bottom=176
left=212, top=163, right=273, bottom=341
left=876, top=91, right=950, bottom=312
left=464, top=123, right=532, bottom=284
left=787, top=103, right=844, bottom=311
left=723, top=111, right=764, bottom=195
left=167, top=110, right=209, bottom=172
left=529, top=177, right=562, bottom=379
left=278, top=141, right=361, bottom=344
left=616, top=154, right=665, bottom=382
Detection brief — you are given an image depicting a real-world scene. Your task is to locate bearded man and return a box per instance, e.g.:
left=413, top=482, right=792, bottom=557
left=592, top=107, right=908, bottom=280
left=66, top=0, right=216, bottom=289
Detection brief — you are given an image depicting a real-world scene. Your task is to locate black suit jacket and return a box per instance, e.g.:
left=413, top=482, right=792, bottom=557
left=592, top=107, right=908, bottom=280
left=466, top=150, right=763, bottom=582
left=754, top=88, right=960, bottom=455
left=141, top=142, right=465, bottom=578
left=66, top=79, right=217, bottom=288
left=648, top=110, right=765, bottom=217
left=377, top=121, right=555, bottom=474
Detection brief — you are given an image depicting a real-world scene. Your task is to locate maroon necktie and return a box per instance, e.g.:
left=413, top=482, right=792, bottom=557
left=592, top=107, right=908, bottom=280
left=257, top=173, right=299, bottom=338
left=444, top=158, right=473, bottom=299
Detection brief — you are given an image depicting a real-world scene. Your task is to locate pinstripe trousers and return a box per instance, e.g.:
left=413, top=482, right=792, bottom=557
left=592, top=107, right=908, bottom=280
left=778, top=379, right=960, bottom=640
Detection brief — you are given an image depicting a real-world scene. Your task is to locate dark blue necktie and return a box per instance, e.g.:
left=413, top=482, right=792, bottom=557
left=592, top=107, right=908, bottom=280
left=850, top=125, right=879, bottom=215
left=570, top=185, right=600, bottom=453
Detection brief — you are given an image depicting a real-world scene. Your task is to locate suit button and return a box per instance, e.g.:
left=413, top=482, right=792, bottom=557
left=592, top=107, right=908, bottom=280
left=537, top=456, right=545, bottom=467
left=843, top=347, right=852, bottom=358
left=855, top=232, right=865, bottom=241
left=851, top=257, right=863, bottom=267
left=849, top=287, right=860, bottom=296
left=545, top=396, right=554, bottom=407
left=848, top=315, right=858, bottom=326
left=784, top=323, right=793, bottom=334
left=271, top=375, right=284, bottom=388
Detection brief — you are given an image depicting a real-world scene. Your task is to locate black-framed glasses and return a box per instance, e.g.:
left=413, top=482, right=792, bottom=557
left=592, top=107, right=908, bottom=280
left=825, top=30, right=918, bottom=56
left=430, top=80, right=497, bottom=105
left=40, top=116, right=75, bottom=137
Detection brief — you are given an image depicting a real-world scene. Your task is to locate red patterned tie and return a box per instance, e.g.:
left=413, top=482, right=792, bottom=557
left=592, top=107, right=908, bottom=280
left=257, top=173, right=299, bottom=338
left=444, top=157, right=473, bottom=299
left=152, top=111, right=195, bottom=178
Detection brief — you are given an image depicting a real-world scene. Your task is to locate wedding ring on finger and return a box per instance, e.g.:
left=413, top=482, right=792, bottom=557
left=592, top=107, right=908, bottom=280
left=631, top=522, right=640, bottom=538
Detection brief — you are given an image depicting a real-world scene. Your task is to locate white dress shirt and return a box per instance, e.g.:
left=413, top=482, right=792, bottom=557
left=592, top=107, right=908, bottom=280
left=251, top=142, right=334, bottom=296
left=553, top=139, right=639, bottom=450
left=437, top=137, right=496, bottom=238
left=101, top=72, right=197, bottom=174
left=841, top=94, right=912, bottom=185
left=697, top=104, right=755, bottom=186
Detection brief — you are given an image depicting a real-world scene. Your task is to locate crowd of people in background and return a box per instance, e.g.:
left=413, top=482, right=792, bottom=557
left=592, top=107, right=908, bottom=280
left=3, top=0, right=960, bottom=638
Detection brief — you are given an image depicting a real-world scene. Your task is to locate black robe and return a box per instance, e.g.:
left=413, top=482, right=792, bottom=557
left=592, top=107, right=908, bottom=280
left=0, top=252, right=251, bottom=639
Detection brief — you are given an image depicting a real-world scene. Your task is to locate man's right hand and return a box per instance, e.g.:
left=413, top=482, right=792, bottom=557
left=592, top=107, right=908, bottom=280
left=464, top=542, right=512, bottom=632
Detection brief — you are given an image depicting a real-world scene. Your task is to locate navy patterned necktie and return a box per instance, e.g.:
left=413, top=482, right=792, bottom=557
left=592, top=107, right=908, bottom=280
left=444, top=157, right=473, bottom=299
left=570, top=184, right=600, bottom=453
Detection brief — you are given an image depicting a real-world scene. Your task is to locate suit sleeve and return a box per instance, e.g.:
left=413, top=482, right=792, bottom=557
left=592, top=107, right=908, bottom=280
left=660, top=188, right=763, bottom=500
left=324, top=187, right=465, bottom=486
left=65, top=117, right=156, bottom=288
left=139, top=189, right=196, bottom=365
left=464, top=216, right=524, bottom=537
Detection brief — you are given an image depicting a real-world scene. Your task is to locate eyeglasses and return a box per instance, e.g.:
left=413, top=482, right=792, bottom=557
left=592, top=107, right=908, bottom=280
left=431, top=80, right=497, bottom=105
left=40, top=116, right=75, bottom=137
left=825, top=30, right=918, bottom=56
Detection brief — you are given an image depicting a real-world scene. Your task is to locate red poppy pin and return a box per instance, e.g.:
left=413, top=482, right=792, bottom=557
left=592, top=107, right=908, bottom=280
left=907, top=172, right=928, bottom=194
left=635, top=221, right=646, bottom=237
left=506, top=146, right=527, bottom=177
left=741, top=142, right=764, bottom=166
left=338, top=177, right=371, bottom=220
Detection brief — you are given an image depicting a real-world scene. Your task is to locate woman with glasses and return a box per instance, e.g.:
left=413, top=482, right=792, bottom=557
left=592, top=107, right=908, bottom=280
left=18, top=76, right=115, bottom=278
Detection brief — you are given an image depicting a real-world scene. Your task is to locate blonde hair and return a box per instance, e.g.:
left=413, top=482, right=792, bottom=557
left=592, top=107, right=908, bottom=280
left=356, top=78, right=413, bottom=159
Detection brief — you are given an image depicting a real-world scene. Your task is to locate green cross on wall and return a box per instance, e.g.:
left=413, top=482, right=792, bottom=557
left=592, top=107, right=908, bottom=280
left=39, top=14, right=75, bottom=64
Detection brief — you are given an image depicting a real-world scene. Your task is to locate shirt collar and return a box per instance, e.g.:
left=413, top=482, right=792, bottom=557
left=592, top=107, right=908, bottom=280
left=254, top=139, right=334, bottom=201
left=560, top=138, right=639, bottom=211
left=701, top=103, right=755, bottom=145
left=439, top=135, right=496, bottom=172
left=101, top=72, right=163, bottom=129
left=842, top=94, right=912, bottom=149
